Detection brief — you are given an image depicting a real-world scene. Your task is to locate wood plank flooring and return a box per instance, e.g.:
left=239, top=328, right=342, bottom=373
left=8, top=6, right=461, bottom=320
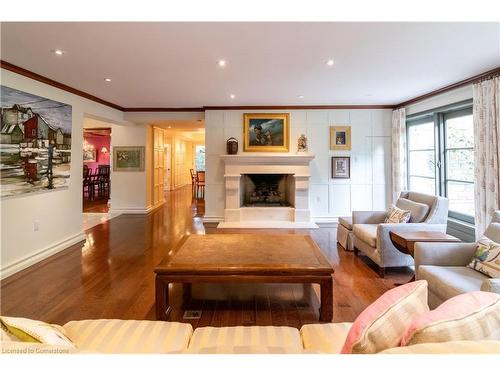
left=0, top=186, right=413, bottom=329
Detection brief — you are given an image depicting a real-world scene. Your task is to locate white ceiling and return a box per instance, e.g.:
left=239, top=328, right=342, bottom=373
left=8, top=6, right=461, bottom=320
left=1, top=22, right=499, bottom=108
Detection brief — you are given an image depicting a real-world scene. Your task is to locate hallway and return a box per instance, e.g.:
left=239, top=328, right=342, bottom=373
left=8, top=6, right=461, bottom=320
left=1, top=186, right=411, bottom=328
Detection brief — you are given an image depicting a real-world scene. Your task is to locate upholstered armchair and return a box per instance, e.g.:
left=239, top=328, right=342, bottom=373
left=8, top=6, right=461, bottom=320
left=352, top=191, right=449, bottom=277
left=415, top=211, right=500, bottom=308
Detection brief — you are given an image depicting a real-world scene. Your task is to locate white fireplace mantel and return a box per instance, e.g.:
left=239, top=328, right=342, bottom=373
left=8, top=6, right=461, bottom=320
left=217, top=153, right=318, bottom=229
left=220, top=153, right=315, bottom=166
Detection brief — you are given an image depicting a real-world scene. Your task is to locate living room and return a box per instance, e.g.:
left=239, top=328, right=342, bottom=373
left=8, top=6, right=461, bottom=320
left=1, top=1, right=500, bottom=373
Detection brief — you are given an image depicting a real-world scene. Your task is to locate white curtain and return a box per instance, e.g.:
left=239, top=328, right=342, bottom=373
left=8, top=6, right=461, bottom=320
left=473, top=76, right=500, bottom=238
left=391, top=108, right=407, bottom=204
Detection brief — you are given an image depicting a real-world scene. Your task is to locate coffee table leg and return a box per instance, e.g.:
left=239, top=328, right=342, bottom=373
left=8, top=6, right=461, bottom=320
left=155, top=276, right=170, bottom=321
left=319, top=276, right=334, bottom=322
left=182, top=283, right=192, bottom=308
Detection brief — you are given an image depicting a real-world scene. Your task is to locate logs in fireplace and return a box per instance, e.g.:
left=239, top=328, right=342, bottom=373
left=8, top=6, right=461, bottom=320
left=241, top=174, right=294, bottom=207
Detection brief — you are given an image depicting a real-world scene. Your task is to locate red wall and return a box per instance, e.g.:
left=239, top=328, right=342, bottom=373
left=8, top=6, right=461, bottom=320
left=83, top=134, right=110, bottom=172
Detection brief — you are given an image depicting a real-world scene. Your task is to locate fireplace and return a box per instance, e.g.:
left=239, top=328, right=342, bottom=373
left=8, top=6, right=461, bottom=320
left=219, top=154, right=317, bottom=228
left=241, top=174, right=294, bottom=207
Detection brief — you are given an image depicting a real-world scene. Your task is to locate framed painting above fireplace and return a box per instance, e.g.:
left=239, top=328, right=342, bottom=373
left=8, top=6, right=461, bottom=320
left=243, top=113, right=290, bottom=152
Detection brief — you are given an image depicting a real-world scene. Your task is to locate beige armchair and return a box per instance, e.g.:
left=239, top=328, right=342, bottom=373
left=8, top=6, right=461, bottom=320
left=415, top=211, right=500, bottom=308
left=352, top=191, right=449, bottom=277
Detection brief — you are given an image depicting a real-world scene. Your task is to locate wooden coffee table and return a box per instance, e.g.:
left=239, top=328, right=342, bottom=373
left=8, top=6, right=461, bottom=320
left=154, top=234, right=335, bottom=322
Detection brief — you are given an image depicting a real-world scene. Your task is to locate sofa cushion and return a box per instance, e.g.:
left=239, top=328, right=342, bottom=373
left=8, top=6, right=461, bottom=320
left=300, top=323, right=353, bottom=353
left=380, top=340, right=500, bottom=354
left=396, top=198, right=429, bottom=223
left=340, top=280, right=429, bottom=354
left=187, top=326, right=303, bottom=353
left=384, top=205, right=411, bottom=223
left=339, top=217, right=353, bottom=230
left=0, top=316, right=74, bottom=347
left=401, top=292, right=500, bottom=345
left=467, top=237, right=500, bottom=278
left=353, top=224, right=378, bottom=248
left=418, top=265, right=488, bottom=302
left=63, top=319, right=193, bottom=354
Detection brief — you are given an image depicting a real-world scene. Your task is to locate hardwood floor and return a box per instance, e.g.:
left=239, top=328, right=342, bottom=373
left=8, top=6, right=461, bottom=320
left=83, top=197, right=109, bottom=213
left=1, top=186, right=412, bottom=328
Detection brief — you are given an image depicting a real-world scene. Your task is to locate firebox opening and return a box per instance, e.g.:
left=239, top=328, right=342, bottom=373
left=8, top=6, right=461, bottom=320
left=241, top=174, right=294, bottom=207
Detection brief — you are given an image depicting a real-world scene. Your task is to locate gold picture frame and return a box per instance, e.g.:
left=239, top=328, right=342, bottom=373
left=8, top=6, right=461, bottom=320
left=243, top=113, right=290, bottom=152
left=330, top=126, right=351, bottom=151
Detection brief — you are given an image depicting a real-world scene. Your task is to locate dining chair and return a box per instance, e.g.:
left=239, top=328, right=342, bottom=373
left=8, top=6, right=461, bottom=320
left=196, top=171, right=205, bottom=198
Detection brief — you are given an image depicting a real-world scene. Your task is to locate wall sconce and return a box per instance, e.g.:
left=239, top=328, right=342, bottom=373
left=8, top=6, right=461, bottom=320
left=101, top=147, right=108, bottom=154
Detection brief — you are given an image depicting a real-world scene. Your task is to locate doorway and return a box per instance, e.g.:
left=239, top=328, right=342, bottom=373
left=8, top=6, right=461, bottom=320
left=83, top=127, right=111, bottom=213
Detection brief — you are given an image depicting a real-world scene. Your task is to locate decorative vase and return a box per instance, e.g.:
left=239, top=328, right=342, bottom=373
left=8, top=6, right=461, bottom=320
left=226, top=137, right=238, bottom=154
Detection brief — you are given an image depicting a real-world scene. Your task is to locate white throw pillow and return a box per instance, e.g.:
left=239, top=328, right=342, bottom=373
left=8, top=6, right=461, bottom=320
left=467, top=238, right=500, bottom=278
left=384, top=205, right=411, bottom=224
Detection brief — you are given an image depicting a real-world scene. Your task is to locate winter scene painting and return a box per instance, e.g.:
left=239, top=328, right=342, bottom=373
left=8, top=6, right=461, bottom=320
left=1, top=85, right=72, bottom=199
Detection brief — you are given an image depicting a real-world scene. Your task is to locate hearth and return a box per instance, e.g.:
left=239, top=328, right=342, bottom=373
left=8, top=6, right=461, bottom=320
left=241, top=174, right=294, bottom=207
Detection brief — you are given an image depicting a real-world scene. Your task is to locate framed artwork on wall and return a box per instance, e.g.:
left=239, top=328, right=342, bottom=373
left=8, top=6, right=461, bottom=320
left=243, top=113, right=290, bottom=152
left=83, top=148, right=96, bottom=162
left=332, top=156, right=350, bottom=179
left=113, top=146, right=145, bottom=172
left=330, top=126, right=351, bottom=150
left=0, top=85, right=72, bottom=199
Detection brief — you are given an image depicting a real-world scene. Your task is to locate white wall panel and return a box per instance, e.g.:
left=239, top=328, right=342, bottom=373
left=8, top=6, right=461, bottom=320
left=204, top=108, right=392, bottom=222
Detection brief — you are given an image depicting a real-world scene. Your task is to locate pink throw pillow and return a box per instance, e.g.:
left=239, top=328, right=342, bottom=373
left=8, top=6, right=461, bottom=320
left=401, top=291, right=500, bottom=346
left=340, top=280, right=429, bottom=354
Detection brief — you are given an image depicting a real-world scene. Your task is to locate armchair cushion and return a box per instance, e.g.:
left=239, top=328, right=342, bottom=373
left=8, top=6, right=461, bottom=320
left=417, top=266, right=488, bottom=302
left=467, top=237, right=500, bottom=278
left=353, top=224, right=378, bottom=248
left=396, top=198, right=429, bottom=223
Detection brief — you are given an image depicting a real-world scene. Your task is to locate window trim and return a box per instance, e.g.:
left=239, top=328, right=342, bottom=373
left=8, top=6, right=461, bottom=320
left=406, top=100, right=474, bottom=224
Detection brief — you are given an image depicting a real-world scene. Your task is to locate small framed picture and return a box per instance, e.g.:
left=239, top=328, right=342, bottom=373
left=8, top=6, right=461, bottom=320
left=113, top=146, right=145, bottom=172
left=83, top=149, right=96, bottom=162
left=332, top=156, right=350, bottom=179
left=330, top=126, right=351, bottom=150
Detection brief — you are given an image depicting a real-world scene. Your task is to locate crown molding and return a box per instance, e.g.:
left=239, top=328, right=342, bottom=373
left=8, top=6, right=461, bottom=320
left=395, top=66, right=500, bottom=108
left=1, top=60, right=124, bottom=111
left=203, top=105, right=394, bottom=110
left=3, top=60, right=499, bottom=114
left=123, top=107, right=205, bottom=112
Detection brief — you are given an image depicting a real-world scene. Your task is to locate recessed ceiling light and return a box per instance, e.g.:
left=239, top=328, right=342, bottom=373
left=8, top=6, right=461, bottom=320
left=230, top=94, right=235, bottom=99
left=53, top=49, right=64, bottom=56
left=104, top=78, right=112, bottom=82
left=326, top=59, right=334, bottom=66
left=298, top=95, right=304, bottom=99
left=217, top=59, right=226, bottom=67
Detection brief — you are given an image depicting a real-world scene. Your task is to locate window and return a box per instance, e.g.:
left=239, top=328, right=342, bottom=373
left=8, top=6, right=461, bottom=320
left=406, top=101, right=474, bottom=223
left=195, top=145, right=205, bottom=171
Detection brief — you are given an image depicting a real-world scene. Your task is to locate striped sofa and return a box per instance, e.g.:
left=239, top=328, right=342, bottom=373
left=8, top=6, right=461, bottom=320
left=2, top=319, right=499, bottom=354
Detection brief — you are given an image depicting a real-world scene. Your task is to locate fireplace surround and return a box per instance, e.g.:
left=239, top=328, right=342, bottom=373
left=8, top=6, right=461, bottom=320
left=218, top=154, right=317, bottom=228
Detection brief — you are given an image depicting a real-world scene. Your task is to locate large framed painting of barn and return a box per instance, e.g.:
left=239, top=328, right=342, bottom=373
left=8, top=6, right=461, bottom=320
left=1, top=85, right=72, bottom=199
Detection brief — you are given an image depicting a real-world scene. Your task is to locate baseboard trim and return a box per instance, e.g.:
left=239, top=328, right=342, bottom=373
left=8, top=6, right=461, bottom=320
left=1, top=231, right=86, bottom=280
left=109, top=202, right=164, bottom=215
left=202, top=216, right=224, bottom=223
